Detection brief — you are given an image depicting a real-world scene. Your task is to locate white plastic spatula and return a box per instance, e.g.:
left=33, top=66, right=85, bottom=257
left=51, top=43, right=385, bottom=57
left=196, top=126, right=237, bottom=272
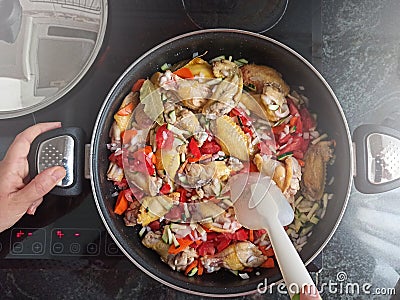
left=229, top=173, right=319, bottom=299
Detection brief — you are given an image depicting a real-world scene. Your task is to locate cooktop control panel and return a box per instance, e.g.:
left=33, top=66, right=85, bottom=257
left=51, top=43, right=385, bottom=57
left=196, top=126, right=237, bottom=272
left=3, top=227, right=123, bottom=259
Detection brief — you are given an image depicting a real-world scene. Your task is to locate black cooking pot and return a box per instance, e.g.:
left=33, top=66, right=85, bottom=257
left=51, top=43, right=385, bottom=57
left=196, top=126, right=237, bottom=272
left=29, top=29, right=400, bottom=297
left=91, top=29, right=351, bottom=296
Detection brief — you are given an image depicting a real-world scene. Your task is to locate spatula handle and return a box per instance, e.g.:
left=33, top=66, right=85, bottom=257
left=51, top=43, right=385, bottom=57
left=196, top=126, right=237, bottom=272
left=266, top=216, right=319, bottom=299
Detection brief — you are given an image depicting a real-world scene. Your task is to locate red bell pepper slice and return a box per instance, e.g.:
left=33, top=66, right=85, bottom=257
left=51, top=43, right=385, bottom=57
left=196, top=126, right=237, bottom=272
left=229, top=107, right=252, bottom=126
left=123, top=188, right=134, bottom=202
left=278, top=133, right=291, bottom=145
left=200, top=140, right=221, bottom=154
left=189, top=137, right=202, bottom=158
left=279, top=136, right=309, bottom=154
left=156, top=124, right=174, bottom=150
left=287, top=97, right=300, bottom=116
left=117, top=102, right=134, bottom=116
left=300, top=107, right=316, bottom=132
left=132, top=78, right=146, bottom=92
left=272, top=123, right=286, bottom=135
left=216, top=237, right=231, bottom=252
left=235, top=228, right=249, bottom=241
left=148, top=220, right=161, bottom=231
left=160, top=183, right=171, bottom=195
left=173, top=67, right=194, bottom=79
left=197, top=241, right=216, bottom=256
left=131, top=149, right=155, bottom=175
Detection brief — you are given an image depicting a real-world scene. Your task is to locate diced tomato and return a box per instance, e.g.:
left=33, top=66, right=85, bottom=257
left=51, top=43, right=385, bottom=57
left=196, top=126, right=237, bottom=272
left=216, top=237, right=231, bottom=252
left=156, top=124, right=174, bottom=150
left=279, top=136, right=309, bottom=154
left=254, top=229, right=267, bottom=240
left=295, top=116, right=303, bottom=133
left=189, top=137, right=202, bottom=158
left=292, top=150, right=304, bottom=159
left=160, top=183, right=171, bottom=195
left=300, top=107, right=316, bottom=132
left=123, top=188, right=134, bottom=202
left=235, top=228, right=249, bottom=241
left=287, top=97, right=299, bottom=116
left=242, top=126, right=253, bottom=136
left=261, top=257, right=275, bottom=268
left=222, top=232, right=235, bottom=240
left=197, top=241, right=216, bottom=256
left=109, top=152, right=123, bottom=168
left=230, top=107, right=252, bottom=126
left=264, top=247, right=275, bottom=257
left=272, top=123, right=286, bottom=135
left=278, top=133, right=291, bottom=145
left=200, top=140, right=221, bottom=154
left=148, top=220, right=160, bottom=231
left=130, top=149, right=155, bottom=175
left=206, top=232, right=218, bottom=241
left=176, top=187, right=187, bottom=203
left=114, top=178, right=128, bottom=189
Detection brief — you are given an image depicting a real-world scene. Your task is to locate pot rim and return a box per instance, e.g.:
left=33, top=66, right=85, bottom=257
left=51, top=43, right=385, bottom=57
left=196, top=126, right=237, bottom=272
left=90, top=28, right=354, bottom=297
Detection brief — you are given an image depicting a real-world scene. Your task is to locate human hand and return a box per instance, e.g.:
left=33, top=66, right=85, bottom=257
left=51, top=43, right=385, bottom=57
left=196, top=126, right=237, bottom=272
left=300, top=285, right=321, bottom=299
left=0, top=122, right=66, bottom=232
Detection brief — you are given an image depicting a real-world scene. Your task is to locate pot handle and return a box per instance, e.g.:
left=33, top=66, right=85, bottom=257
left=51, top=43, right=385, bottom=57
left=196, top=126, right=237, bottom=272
left=353, top=124, right=400, bottom=193
left=28, top=127, right=86, bottom=196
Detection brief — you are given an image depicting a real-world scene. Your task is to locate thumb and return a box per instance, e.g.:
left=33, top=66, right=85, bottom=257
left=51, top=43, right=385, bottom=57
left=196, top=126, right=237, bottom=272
left=16, top=166, right=66, bottom=203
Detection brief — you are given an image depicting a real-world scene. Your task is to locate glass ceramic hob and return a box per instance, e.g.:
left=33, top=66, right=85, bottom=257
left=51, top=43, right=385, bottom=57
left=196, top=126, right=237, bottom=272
left=0, top=0, right=323, bottom=272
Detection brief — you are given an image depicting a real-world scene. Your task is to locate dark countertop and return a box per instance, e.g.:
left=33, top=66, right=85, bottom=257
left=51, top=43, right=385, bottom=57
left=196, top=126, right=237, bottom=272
left=1, top=0, right=399, bottom=299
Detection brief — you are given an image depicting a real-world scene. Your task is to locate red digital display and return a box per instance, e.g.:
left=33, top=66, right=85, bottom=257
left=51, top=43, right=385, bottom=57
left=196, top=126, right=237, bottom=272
left=56, top=230, right=64, bottom=238
left=16, top=230, right=24, bottom=238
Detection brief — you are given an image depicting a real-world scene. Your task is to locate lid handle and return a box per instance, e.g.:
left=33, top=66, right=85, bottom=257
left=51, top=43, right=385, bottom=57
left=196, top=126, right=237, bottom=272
left=353, top=124, right=400, bottom=193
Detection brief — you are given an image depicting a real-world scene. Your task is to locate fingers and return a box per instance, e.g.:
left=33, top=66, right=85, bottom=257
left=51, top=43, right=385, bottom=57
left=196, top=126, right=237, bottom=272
left=26, top=198, right=43, bottom=215
left=4, top=122, right=62, bottom=163
left=300, top=285, right=320, bottom=300
left=14, top=166, right=66, bottom=207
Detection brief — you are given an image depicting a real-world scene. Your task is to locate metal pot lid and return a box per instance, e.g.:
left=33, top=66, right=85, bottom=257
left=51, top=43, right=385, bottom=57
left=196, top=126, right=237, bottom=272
left=182, top=0, right=288, bottom=33
left=0, top=0, right=107, bottom=119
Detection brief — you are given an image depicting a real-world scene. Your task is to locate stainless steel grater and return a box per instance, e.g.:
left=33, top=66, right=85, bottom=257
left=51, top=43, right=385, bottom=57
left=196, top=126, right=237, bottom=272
left=37, top=135, right=75, bottom=187
left=28, top=127, right=85, bottom=196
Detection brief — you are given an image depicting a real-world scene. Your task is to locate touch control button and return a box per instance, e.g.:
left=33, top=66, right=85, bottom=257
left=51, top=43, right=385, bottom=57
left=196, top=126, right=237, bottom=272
left=107, top=243, right=120, bottom=255
left=52, top=242, right=64, bottom=254
left=12, top=242, right=24, bottom=254
left=86, top=243, right=98, bottom=255
left=31, top=242, right=44, bottom=254
left=70, top=243, right=81, bottom=254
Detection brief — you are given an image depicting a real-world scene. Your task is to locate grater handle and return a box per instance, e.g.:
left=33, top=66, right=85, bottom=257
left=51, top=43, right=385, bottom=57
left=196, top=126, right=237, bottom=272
left=28, top=127, right=86, bottom=196
left=353, top=124, right=400, bottom=193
